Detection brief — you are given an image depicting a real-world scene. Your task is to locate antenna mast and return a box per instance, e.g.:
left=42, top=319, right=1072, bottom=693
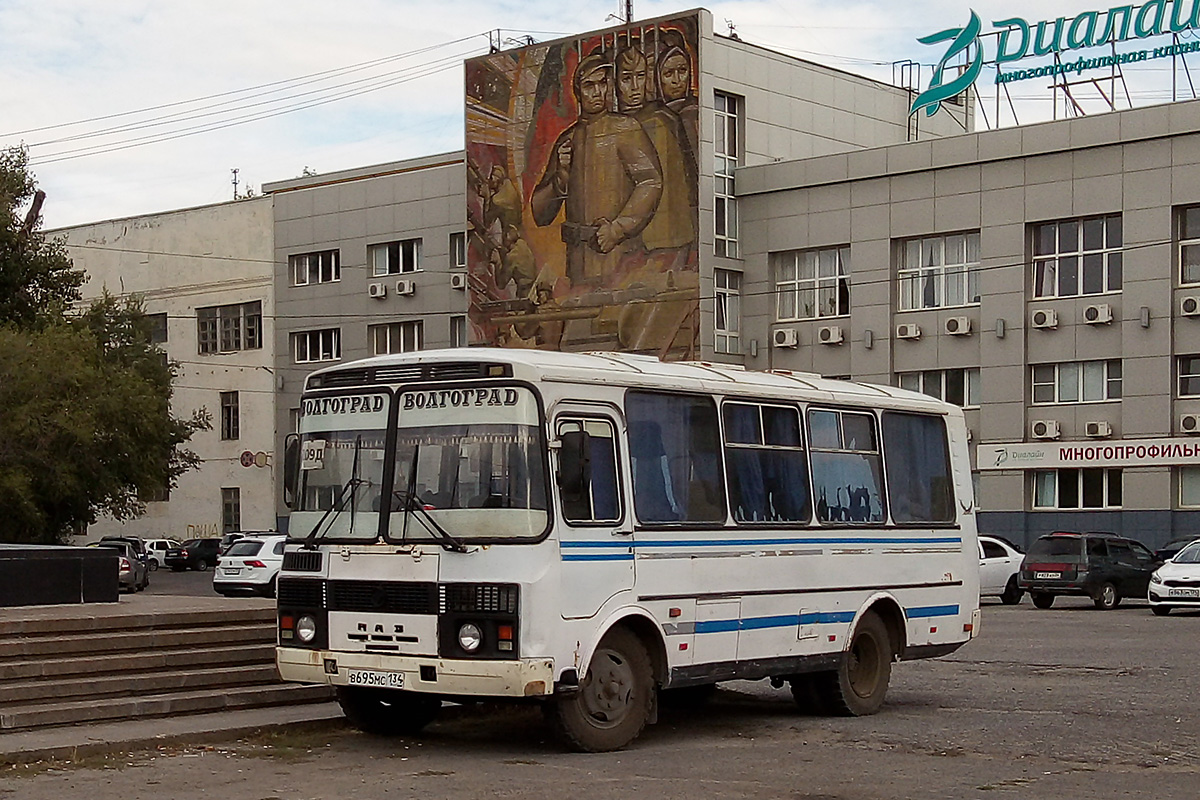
left=231, top=168, right=240, bottom=200
left=625, top=0, right=632, bottom=23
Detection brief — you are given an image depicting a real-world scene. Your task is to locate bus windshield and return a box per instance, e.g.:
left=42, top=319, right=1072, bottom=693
left=387, top=385, right=548, bottom=543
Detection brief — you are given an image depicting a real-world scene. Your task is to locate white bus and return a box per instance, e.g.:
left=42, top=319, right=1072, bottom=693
left=277, top=348, right=980, bottom=751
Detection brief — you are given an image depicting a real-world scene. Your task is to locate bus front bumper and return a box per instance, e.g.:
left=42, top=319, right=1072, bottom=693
left=277, top=647, right=556, bottom=697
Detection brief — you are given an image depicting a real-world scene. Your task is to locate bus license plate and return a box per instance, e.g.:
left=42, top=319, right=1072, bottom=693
left=1168, top=588, right=1200, bottom=598
left=346, top=669, right=405, bottom=689
left=1034, top=571, right=1061, bottom=579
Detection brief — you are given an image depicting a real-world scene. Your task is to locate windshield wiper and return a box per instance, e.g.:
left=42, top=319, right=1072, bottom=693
left=395, top=443, right=469, bottom=554
left=302, top=436, right=365, bottom=549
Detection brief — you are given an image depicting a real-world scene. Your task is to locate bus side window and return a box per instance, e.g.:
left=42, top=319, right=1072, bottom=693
left=557, top=419, right=620, bottom=524
left=723, top=402, right=810, bottom=523
left=881, top=412, right=955, bottom=523
left=808, top=408, right=886, bottom=524
left=627, top=391, right=726, bottom=524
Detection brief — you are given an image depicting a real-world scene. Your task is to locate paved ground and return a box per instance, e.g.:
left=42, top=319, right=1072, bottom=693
left=3, top=596, right=1198, bottom=799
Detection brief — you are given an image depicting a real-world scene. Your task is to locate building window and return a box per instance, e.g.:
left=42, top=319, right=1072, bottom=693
left=290, top=250, right=340, bottom=286
left=220, top=391, right=240, bottom=441
left=371, top=239, right=421, bottom=276
left=1180, top=467, right=1200, bottom=507
left=898, top=232, right=980, bottom=310
left=714, top=269, right=741, bottom=355
left=369, top=321, right=423, bottom=355
left=1032, top=214, right=1121, bottom=298
left=147, top=313, right=168, bottom=344
left=450, top=232, right=467, bottom=268
left=197, top=301, right=262, bottom=355
left=450, top=315, right=467, bottom=348
left=222, top=487, right=241, bottom=533
left=1032, top=360, right=1122, bottom=404
left=1180, top=355, right=1200, bottom=397
left=293, top=329, right=340, bottom=363
left=138, top=483, right=170, bottom=503
left=775, top=246, right=850, bottom=320
left=1033, top=468, right=1122, bottom=509
left=897, top=368, right=980, bottom=408
left=714, top=91, right=741, bottom=259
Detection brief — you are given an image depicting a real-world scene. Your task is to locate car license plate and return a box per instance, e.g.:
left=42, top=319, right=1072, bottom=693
left=222, top=568, right=241, bottom=575
left=1168, top=587, right=1200, bottom=598
left=1034, top=571, right=1061, bottom=579
left=346, top=669, right=405, bottom=689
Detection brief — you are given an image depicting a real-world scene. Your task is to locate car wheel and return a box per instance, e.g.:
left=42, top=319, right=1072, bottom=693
left=1093, top=582, right=1119, bottom=610
left=549, top=626, right=654, bottom=752
left=148, top=561, right=158, bottom=572
left=1151, top=605, right=1171, bottom=616
left=1031, top=592, right=1055, bottom=609
left=336, top=686, right=441, bottom=736
left=266, top=575, right=278, bottom=599
left=196, top=560, right=208, bottom=572
left=1000, top=577, right=1024, bottom=605
left=814, top=611, right=892, bottom=717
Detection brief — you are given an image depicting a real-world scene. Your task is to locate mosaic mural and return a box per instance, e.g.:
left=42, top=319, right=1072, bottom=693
left=465, top=13, right=701, bottom=357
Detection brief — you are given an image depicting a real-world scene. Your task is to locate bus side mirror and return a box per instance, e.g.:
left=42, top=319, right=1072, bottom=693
left=557, top=430, right=591, bottom=501
left=283, top=433, right=300, bottom=509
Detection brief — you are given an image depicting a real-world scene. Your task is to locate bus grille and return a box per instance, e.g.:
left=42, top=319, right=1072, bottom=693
left=277, top=578, right=325, bottom=608
left=282, top=551, right=322, bottom=572
left=326, top=580, right=438, bottom=614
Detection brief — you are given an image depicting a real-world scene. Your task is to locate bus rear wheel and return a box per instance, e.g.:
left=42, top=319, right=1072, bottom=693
left=335, top=686, right=440, bottom=736
left=817, top=611, right=892, bottom=717
left=549, top=627, right=654, bottom=752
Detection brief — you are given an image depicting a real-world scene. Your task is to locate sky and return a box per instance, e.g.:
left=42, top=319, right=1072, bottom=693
left=3, top=0, right=1198, bottom=229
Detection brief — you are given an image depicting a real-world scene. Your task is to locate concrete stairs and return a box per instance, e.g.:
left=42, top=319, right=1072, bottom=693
left=0, top=604, right=333, bottom=731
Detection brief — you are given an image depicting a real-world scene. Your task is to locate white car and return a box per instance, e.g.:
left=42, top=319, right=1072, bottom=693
left=1148, top=539, right=1200, bottom=616
left=145, top=538, right=182, bottom=571
left=979, top=535, right=1024, bottom=605
left=212, top=534, right=286, bottom=597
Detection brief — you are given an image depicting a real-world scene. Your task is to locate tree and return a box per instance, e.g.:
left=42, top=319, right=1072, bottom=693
left=0, top=148, right=208, bottom=543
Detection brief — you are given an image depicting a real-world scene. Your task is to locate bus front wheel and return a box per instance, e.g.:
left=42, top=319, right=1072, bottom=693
left=818, top=611, right=892, bottom=717
left=550, top=627, right=654, bottom=752
left=335, top=686, right=440, bottom=736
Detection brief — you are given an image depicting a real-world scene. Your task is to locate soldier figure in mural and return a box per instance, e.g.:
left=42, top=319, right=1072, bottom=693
left=657, top=31, right=699, bottom=159
left=530, top=52, right=663, bottom=285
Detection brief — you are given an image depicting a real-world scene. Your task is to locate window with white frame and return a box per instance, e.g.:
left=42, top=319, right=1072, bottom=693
left=714, top=91, right=741, bottom=259
left=371, top=239, right=421, bottom=276
left=775, top=246, right=850, bottom=320
left=1180, top=466, right=1200, bottom=507
left=1032, top=360, right=1122, bottom=404
left=1032, top=214, right=1122, bottom=298
left=290, top=250, right=339, bottom=285
left=369, top=321, right=423, bottom=355
left=450, top=232, right=467, bottom=269
left=222, top=487, right=241, bottom=533
left=293, top=329, right=340, bottom=363
left=898, top=232, right=980, bottom=310
left=897, top=368, right=980, bottom=408
left=197, top=301, right=262, bottom=355
left=1033, top=468, right=1122, bottom=509
left=450, top=315, right=467, bottom=348
left=714, top=269, right=741, bottom=355
left=1180, top=355, right=1200, bottom=396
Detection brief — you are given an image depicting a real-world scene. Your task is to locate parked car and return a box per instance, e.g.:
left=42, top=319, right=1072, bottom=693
left=99, top=535, right=151, bottom=570
left=219, top=532, right=246, bottom=554
left=164, top=538, right=222, bottom=571
left=1154, top=537, right=1199, bottom=563
left=979, top=535, right=1024, bottom=605
left=90, top=540, right=149, bottom=592
left=1018, top=531, right=1159, bottom=610
left=213, top=534, right=287, bottom=597
left=1148, top=539, right=1200, bottom=615
left=144, top=538, right=182, bottom=571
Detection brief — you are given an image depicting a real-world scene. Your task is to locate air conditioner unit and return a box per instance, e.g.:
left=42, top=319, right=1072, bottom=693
left=450, top=272, right=467, bottom=290
left=817, top=325, right=844, bottom=345
left=1182, top=296, right=1200, bottom=317
left=395, top=279, right=416, bottom=296
left=1084, top=420, right=1113, bottom=438
left=773, top=328, right=799, bottom=348
left=367, top=281, right=387, bottom=299
left=1030, top=419, right=1061, bottom=440
left=1030, top=308, right=1058, bottom=330
left=944, top=316, right=971, bottom=336
left=1182, top=413, right=1200, bottom=434
left=895, top=323, right=922, bottom=340
left=1083, top=303, right=1113, bottom=325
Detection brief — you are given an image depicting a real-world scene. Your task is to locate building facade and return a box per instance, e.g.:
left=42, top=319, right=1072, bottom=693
left=58, top=198, right=277, bottom=542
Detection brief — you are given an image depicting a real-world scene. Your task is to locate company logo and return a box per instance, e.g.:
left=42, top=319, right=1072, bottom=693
left=910, top=10, right=985, bottom=117
left=992, top=447, right=1009, bottom=467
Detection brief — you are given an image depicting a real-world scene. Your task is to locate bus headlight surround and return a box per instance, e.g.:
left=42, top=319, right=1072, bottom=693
left=295, top=615, right=318, bottom=644
left=458, top=622, right=483, bottom=652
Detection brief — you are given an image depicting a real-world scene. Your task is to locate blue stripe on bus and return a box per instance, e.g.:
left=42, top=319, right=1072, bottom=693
left=694, top=610, right=858, bottom=634
left=560, top=536, right=961, bottom=549
left=905, top=604, right=960, bottom=619
left=560, top=553, right=634, bottom=562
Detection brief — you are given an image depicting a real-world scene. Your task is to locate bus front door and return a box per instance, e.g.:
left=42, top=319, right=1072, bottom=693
left=555, top=414, right=634, bottom=619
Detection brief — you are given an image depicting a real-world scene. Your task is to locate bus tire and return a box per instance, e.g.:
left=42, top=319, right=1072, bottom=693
left=550, top=627, right=654, bottom=752
left=335, top=686, right=440, bottom=736
left=818, top=611, right=891, bottom=717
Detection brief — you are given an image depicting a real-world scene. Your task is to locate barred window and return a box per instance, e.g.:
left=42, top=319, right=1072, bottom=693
left=197, top=301, right=262, bottom=355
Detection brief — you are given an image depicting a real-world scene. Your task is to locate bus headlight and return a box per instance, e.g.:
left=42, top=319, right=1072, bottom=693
left=295, top=615, right=318, bottom=644
left=458, top=622, right=483, bottom=652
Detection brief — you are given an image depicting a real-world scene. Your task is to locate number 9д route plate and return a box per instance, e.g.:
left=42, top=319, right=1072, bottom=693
left=346, top=669, right=405, bottom=689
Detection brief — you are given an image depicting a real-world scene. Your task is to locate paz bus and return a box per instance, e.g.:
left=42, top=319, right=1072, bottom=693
left=276, top=348, right=980, bottom=752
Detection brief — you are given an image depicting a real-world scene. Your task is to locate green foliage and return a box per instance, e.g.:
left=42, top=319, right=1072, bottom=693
left=0, top=147, right=209, bottom=543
